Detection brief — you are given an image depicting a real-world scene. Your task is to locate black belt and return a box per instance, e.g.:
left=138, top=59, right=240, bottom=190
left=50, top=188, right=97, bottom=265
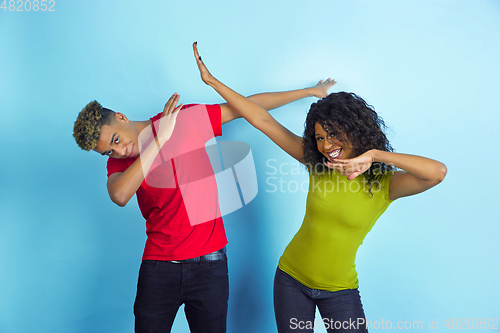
left=169, top=246, right=226, bottom=263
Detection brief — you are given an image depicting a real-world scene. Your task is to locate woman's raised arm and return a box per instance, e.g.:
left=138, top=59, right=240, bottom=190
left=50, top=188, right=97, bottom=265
left=193, top=42, right=333, bottom=163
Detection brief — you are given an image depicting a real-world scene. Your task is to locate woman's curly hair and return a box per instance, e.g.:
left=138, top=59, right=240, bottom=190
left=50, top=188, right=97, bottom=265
left=303, top=92, right=394, bottom=193
left=73, top=101, right=115, bottom=151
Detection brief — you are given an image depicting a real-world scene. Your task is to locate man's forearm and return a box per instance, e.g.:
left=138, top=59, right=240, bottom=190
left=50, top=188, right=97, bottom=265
left=107, top=133, right=168, bottom=206
left=108, top=96, right=181, bottom=206
left=221, top=87, right=316, bottom=124
left=247, top=88, right=314, bottom=111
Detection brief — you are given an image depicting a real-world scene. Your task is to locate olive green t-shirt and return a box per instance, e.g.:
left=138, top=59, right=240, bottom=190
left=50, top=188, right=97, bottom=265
left=278, top=169, right=394, bottom=291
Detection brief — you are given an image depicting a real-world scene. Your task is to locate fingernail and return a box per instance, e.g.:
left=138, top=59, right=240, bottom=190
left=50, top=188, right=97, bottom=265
left=198, top=56, right=202, bottom=60
left=195, top=41, right=197, bottom=45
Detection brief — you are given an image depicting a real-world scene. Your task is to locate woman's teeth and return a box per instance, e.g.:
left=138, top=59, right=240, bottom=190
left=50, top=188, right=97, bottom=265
left=328, top=148, right=341, bottom=160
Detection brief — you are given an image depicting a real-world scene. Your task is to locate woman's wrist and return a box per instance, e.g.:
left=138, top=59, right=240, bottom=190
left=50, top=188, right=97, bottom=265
left=206, top=75, right=220, bottom=89
left=370, top=149, right=384, bottom=163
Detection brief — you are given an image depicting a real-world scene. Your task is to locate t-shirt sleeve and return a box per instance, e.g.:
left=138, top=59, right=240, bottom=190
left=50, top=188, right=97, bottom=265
left=156, top=104, right=222, bottom=141
left=181, top=103, right=222, bottom=140
left=107, top=157, right=129, bottom=178
left=382, top=170, right=395, bottom=202
left=205, top=104, right=222, bottom=138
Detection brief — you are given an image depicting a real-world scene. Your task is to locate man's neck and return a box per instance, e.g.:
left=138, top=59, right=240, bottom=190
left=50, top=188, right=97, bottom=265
left=131, top=120, right=153, bottom=133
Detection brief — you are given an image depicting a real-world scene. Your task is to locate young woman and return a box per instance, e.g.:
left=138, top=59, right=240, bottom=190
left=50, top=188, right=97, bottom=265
left=192, top=43, right=447, bottom=333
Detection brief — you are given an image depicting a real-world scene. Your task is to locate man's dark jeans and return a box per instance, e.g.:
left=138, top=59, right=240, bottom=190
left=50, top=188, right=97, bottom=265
left=134, top=257, right=229, bottom=333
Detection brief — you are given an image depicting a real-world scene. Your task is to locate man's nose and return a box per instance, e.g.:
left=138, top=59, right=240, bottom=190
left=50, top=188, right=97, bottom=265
left=118, top=144, right=127, bottom=157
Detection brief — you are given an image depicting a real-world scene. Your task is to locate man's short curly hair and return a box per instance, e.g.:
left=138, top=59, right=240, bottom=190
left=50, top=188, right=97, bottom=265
left=73, top=101, right=115, bottom=151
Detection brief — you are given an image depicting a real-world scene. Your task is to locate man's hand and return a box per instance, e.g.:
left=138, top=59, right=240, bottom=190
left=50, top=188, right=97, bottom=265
left=157, top=93, right=183, bottom=146
left=310, top=78, right=337, bottom=98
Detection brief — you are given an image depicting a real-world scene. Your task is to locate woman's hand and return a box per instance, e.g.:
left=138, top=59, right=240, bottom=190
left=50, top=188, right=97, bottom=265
left=191, top=42, right=306, bottom=162
left=326, top=149, right=447, bottom=199
left=310, top=78, right=337, bottom=98
left=324, top=150, right=375, bottom=180
left=157, top=93, right=183, bottom=146
left=193, top=42, right=217, bottom=86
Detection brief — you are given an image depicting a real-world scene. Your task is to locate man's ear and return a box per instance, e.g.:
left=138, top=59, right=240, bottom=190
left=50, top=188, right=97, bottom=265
left=114, top=112, right=129, bottom=123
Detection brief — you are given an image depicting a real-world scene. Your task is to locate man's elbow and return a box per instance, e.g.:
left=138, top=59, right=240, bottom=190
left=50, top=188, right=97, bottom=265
left=109, top=191, right=129, bottom=207
left=114, top=200, right=127, bottom=208
left=434, top=163, right=448, bottom=184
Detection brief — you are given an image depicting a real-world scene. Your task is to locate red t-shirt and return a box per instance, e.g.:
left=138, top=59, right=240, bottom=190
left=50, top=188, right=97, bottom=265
left=107, top=104, right=228, bottom=260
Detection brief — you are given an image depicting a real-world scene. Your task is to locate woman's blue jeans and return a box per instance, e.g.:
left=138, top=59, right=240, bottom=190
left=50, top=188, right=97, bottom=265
left=274, top=267, right=368, bottom=333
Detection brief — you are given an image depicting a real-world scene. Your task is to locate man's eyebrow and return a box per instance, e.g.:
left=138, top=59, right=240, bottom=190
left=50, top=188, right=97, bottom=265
left=110, top=132, right=117, bottom=145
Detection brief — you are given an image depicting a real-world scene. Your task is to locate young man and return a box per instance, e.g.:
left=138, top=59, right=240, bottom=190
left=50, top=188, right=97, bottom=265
left=73, top=71, right=334, bottom=332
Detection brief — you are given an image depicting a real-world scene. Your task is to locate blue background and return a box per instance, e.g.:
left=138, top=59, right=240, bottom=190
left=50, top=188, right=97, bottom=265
left=1, top=0, right=499, bottom=332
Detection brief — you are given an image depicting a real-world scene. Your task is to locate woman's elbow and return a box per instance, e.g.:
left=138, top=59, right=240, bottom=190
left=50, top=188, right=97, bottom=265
left=254, top=117, right=274, bottom=133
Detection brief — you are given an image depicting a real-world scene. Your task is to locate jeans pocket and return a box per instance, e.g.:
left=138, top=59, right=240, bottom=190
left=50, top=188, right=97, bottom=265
left=139, top=260, right=159, bottom=275
left=207, top=258, right=228, bottom=277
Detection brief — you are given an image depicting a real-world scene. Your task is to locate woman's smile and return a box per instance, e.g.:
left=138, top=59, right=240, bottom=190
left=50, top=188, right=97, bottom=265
left=326, top=148, right=342, bottom=161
